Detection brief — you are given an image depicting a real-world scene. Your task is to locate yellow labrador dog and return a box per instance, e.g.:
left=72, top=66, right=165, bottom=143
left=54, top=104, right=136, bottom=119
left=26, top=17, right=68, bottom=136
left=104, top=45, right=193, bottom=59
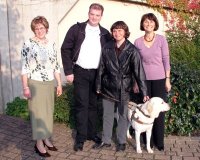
left=127, top=97, right=170, bottom=153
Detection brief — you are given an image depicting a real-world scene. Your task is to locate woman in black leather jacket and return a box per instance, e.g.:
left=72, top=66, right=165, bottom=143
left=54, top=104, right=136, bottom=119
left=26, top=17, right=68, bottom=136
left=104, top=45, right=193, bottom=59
left=94, top=21, right=149, bottom=151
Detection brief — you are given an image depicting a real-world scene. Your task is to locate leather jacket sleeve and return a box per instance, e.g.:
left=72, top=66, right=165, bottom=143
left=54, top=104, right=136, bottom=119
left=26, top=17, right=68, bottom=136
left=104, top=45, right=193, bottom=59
left=131, top=47, right=148, bottom=96
left=96, top=55, right=104, bottom=93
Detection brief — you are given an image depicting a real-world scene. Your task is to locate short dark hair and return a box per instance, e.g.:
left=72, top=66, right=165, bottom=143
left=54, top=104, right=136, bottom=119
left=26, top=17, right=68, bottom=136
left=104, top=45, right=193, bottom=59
left=31, top=16, right=49, bottom=32
left=89, top=3, right=104, bottom=15
left=140, top=13, right=159, bottom=31
left=110, top=21, right=130, bottom=39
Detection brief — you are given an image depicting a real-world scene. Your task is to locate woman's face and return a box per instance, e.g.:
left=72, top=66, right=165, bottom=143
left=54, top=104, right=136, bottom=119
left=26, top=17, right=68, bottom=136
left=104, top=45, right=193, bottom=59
left=34, top=23, right=47, bottom=40
left=143, top=19, right=155, bottom=32
left=112, top=28, right=126, bottom=42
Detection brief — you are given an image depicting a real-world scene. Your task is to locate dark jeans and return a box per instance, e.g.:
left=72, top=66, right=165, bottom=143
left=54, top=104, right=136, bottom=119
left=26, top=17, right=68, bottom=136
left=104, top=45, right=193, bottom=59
left=73, top=65, right=98, bottom=143
left=143, top=79, right=167, bottom=148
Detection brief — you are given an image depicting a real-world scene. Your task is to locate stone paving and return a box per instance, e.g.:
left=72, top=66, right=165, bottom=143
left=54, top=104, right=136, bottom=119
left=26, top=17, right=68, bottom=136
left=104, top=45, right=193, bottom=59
left=0, top=114, right=200, bottom=160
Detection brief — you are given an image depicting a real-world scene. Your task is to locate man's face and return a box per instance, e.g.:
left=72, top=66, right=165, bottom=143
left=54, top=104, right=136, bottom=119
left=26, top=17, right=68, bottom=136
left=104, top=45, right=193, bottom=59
left=88, top=8, right=102, bottom=26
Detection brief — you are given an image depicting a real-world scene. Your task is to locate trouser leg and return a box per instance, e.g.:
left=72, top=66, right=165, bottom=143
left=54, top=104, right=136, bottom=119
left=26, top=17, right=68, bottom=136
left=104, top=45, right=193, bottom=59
left=102, top=99, right=115, bottom=144
left=147, top=79, right=167, bottom=148
left=87, top=70, right=98, bottom=139
left=152, top=112, right=165, bottom=147
left=116, top=102, right=128, bottom=144
left=73, top=67, right=90, bottom=142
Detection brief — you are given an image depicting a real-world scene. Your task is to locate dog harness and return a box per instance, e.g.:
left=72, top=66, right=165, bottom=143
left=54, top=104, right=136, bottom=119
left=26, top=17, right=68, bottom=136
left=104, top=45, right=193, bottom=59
left=131, top=107, right=153, bottom=125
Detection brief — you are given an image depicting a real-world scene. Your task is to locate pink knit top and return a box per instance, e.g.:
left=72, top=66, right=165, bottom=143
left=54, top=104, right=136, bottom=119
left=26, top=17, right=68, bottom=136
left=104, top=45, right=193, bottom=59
left=134, top=34, right=170, bottom=80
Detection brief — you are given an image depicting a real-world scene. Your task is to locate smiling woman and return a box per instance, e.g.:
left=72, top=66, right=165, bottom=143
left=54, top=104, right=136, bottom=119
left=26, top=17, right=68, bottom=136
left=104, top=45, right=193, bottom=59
left=21, top=16, right=62, bottom=157
left=134, top=13, right=171, bottom=151
left=94, top=21, right=148, bottom=152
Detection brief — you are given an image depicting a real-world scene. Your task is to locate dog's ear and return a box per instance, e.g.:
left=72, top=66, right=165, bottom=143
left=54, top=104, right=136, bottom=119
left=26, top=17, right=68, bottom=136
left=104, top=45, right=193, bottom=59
left=128, top=101, right=137, bottom=110
left=147, top=102, right=153, bottom=114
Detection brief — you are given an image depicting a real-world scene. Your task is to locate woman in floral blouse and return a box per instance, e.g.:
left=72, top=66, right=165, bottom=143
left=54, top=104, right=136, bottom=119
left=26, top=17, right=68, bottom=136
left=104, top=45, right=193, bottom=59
left=21, top=16, right=62, bottom=157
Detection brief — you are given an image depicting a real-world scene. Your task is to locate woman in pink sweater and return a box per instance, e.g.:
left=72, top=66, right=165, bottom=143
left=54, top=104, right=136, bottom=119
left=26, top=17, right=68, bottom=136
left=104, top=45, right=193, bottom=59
left=134, top=13, right=171, bottom=151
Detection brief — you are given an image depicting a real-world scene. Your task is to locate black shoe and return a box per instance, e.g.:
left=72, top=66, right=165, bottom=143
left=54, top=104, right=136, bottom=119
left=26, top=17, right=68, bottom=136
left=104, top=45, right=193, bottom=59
left=43, top=141, right=58, bottom=151
left=34, top=145, right=51, bottom=157
left=116, top=143, right=126, bottom=152
left=87, top=136, right=101, bottom=144
left=157, top=146, right=164, bottom=151
left=74, top=142, right=84, bottom=151
left=44, top=143, right=58, bottom=151
left=92, top=142, right=111, bottom=149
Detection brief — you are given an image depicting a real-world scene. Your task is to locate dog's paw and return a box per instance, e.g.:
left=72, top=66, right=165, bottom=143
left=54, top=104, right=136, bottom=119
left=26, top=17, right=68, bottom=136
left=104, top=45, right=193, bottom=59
left=136, top=149, right=142, bottom=153
left=147, top=148, right=154, bottom=153
left=126, top=130, right=133, bottom=139
left=127, top=134, right=132, bottom=139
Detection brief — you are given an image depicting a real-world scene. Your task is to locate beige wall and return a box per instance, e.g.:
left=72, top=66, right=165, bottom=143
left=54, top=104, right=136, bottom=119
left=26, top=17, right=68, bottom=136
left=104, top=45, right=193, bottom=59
left=59, top=0, right=165, bottom=49
left=0, top=0, right=166, bottom=112
left=0, top=0, right=78, bottom=112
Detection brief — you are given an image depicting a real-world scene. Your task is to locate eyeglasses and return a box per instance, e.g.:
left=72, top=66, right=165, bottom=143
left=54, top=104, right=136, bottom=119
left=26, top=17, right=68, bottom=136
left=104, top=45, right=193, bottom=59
left=35, top=27, right=46, bottom=31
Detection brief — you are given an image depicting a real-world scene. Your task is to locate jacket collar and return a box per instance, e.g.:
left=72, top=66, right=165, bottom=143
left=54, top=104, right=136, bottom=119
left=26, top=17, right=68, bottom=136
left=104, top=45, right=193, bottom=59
left=77, top=20, right=108, bottom=35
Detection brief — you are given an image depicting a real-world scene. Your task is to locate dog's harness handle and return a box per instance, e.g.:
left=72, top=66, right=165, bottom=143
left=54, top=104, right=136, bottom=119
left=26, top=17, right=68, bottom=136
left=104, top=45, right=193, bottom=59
left=136, top=106, right=150, bottom=118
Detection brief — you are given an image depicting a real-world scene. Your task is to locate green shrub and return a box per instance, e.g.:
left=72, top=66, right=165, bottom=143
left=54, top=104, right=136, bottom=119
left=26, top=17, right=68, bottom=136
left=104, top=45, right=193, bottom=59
left=165, top=63, right=200, bottom=136
left=54, top=84, right=75, bottom=128
left=167, top=16, right=200, bottom=70
left=6, top=84, right=75, bottom=128
left=6, top=97, right=29, bottom=120
left=165, top=17, right=200, bottom=136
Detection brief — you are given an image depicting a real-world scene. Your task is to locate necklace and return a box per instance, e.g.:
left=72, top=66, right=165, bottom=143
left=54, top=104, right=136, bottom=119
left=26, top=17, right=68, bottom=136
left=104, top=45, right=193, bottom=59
left=144, top=33, right=155, bottom=42
left=33, top=37, right=48, bottom=45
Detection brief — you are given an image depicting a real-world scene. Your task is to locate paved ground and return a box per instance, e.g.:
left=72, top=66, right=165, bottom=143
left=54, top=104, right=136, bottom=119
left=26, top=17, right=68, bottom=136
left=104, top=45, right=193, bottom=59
left=0, top=114, right=200, bottom=160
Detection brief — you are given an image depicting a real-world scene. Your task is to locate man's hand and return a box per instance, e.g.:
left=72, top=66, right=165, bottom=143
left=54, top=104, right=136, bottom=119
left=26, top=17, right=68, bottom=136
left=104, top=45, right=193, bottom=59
left=66, top=74, right=74, bottom=83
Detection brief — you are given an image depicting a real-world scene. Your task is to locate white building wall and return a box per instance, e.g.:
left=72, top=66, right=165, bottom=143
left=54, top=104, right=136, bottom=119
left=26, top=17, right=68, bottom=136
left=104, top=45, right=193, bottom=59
left=59, top=0, right=165, bottom=49
left=0, top=0, right=78, bottom=112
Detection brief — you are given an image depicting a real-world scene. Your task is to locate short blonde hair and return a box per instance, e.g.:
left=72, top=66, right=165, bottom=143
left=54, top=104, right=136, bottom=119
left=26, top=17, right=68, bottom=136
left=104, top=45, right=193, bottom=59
left=89, top=3, right=104, bottom=15
left=31, top=16, right=49, bottom=32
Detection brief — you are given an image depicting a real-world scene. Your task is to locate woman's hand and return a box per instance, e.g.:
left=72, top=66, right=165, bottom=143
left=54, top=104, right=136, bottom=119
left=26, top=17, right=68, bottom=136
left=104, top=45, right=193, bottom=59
left=23, top=87, right=31, bottom=98
left=133, top=82, right=139, bottom=93
left=143, top=96, right=150, bottom=102
left=56, top=86, right=62, bottom=96
left=165, top=78, right=171, bottom=92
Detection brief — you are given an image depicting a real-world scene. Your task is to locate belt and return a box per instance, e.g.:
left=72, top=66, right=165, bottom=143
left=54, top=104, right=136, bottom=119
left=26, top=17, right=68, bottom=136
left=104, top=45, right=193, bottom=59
left=74, top=64, right=97, bottom=71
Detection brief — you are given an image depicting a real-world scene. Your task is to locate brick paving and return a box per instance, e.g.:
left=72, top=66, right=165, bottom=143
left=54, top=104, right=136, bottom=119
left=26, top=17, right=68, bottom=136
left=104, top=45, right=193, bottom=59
left=0, top=114, right=199, bottom=160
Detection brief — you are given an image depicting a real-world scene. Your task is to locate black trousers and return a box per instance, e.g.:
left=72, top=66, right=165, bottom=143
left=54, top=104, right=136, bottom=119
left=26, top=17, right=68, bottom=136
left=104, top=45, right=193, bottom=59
left=143, top=79, right=167, bottom=148
left=73, top=65, right=98, bottom=143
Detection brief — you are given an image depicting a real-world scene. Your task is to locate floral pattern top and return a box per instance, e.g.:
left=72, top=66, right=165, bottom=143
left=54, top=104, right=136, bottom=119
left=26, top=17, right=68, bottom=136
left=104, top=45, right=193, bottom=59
left=21, top=38, right=60, bottom=81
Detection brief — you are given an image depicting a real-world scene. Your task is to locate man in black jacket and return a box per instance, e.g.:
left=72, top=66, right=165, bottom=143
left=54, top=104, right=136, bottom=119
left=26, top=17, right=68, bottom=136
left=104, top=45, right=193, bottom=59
left=61, top=3, right=111, bottom=151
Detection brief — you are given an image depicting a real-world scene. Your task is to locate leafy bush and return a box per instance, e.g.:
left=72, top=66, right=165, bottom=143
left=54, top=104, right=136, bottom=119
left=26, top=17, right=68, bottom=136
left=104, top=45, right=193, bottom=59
left=164, top=16, right=200, bottom=136
left=165, top=63, right=200, bottom=136
left=167, top=16, right=200, bottom=70
left=6, top=85, right=75, bottom=128
left=6, top=97, right=29, bottom=120
left=54, top=84, right=75, bottom=128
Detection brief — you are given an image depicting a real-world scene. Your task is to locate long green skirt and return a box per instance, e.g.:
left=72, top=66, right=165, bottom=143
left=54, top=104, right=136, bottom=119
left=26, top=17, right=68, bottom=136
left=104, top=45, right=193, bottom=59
left=28, top=79, right=54, bottom=140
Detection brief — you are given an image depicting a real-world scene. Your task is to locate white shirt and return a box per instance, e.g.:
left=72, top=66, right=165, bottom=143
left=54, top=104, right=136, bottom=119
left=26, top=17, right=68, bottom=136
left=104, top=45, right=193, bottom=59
left=76, top=23, right=101, bottom=69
